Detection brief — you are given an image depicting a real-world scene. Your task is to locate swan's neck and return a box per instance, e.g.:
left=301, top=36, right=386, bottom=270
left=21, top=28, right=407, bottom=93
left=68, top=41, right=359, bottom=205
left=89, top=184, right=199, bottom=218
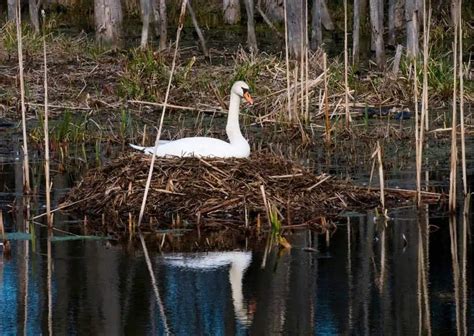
left=226, top=92, right=245, bottom=144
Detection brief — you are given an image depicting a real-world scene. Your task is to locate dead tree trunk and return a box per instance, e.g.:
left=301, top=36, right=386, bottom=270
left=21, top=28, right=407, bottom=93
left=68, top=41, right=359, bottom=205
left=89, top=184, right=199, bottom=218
left=388, top=0, right=404, bottom=46
left=94, top=0, right=123, bottom=49
left=29, top=0, right=41, bottom=33
left=151, top=0, right=160, bottom=37
left=223, top=0, right=240, bottom=24
left=405, top=0, right=419, bottom=57
left=369, top=0, right=385, bottom=68
left=320, top=0, right=334, bottom=30
left=140, top=0, right=151, bottom=48
left=243, top=0, right=258, bottom=52
left=352, top=0, right=360, bottom=64
left=388, top=0, right=396, bottom=45
left=261, top=0, right=284, bottom=21
left=188, top=0, right=209, bottom=57
left=310, top=0, right=322, bottom=50
left=158, top=0, right=167, bottom=50
left=8, top=0, right=16, bottom=21
left=286, top=0, right=306, bottom=59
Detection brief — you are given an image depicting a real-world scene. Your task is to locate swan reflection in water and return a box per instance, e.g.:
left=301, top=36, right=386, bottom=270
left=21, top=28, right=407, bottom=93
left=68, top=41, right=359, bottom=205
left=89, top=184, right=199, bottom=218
left=160, top=251, right=253, bottom=327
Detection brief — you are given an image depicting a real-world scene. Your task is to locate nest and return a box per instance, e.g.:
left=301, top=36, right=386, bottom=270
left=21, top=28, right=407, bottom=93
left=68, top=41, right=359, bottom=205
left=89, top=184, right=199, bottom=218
left=64, top=152, right=410, bottom=236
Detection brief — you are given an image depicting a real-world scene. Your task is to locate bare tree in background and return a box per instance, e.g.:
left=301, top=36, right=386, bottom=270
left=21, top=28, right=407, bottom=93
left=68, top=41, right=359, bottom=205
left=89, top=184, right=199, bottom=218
left=369, top=0, right=385, bottom=68
left=286, top=0, right=306, bottom=59
left=94, top=0, right=123, bottom=48
left=243, top=0, right=258, bottom=51
left=29, top=0, right=41, bottom=33
left=406, top=0, right=419, bottom=57
left=158, top=0, right=167, bottom=50
left=352, top=0, right=361, bottom=64
left=223, top=0, right=240, bottom=24
left=140, top=0, right=151, bottom=48
left=8, top=0, right=16, bottom=21
left=388, top=0, right=404, bottom=46
left=310, top=0, right=322, bottom=50
left=261, top=0, right=284, bottom=21
left=320, top=0, right=334, bottom=30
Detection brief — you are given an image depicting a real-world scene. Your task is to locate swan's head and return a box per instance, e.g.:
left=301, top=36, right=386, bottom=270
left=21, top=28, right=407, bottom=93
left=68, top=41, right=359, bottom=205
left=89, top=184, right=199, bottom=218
left=232, top=81, right=254, bottom=105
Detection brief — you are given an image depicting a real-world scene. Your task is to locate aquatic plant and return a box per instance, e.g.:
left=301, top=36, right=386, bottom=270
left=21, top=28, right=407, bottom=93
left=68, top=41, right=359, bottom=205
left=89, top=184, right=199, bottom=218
left=118, top=48, right=168, bottom=100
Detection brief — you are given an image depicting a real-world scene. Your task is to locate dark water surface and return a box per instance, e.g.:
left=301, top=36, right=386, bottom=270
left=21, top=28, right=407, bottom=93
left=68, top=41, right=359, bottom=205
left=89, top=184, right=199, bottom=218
left=0, top=124, right=473, bottom=335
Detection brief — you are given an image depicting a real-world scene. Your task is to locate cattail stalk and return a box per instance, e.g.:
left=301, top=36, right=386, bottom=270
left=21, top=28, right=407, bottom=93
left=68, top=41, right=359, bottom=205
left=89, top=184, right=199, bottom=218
left=16, top=0, right=30, bottom=193
left=323, top=53, right=330, bottom=142
left=344, top=0, right=351, bottom=127
left=414, top=52, right=421, bottom=204
left=42, top=10, right=52, bottom=227
left=449, top=5, right=458, bottom=213
left=458, top=0, right=466, bottom=196
left=283, top=0, right=292, bottom=121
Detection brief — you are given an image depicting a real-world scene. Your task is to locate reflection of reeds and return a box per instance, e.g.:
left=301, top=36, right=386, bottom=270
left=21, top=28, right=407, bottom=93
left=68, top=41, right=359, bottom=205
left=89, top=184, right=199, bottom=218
left=16, top=0, right=30, bottom=192
left=448, top=195, right=470, bottom=334
left=417, top=206, right=431, bottom=334
left=47, top=232, right=53, bottom=335
left=137, top=0, right=188, bottom=228
left=139, top=233, right=169, bottom=333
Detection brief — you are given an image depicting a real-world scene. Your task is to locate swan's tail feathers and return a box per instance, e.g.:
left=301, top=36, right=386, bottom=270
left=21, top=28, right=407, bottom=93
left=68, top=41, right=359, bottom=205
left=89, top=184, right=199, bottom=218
left=129, top=144, right=146, bottom=152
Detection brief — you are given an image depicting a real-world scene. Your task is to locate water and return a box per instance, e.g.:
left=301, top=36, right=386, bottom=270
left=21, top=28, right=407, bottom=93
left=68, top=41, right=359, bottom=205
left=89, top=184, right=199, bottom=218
left=0, top=121, right=473, bottom=334
left=0, top=207, right=471, bottom=335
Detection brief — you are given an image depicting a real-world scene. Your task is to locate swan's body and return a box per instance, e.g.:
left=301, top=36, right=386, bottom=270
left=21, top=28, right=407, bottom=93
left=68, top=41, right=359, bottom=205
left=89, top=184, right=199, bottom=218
left=130, top=81, right=253, bottom=158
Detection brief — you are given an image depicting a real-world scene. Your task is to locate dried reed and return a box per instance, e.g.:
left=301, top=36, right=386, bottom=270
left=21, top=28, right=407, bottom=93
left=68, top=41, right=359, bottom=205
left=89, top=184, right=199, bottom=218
left=16, top=0, right=30, bottom=192
left=283, top=0, right=292, bottom=121
left=42, top=10, right=52, bottom=227
left=449, top=9, right=458, bottom=213
left=343, top=0, right=351, bottom=127
left=458, top=0, right=467, bottom=196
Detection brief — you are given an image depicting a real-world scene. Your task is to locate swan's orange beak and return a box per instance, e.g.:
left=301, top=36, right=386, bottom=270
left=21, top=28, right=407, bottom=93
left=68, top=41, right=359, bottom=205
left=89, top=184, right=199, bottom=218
left=243, top=91, right=254, bottom=105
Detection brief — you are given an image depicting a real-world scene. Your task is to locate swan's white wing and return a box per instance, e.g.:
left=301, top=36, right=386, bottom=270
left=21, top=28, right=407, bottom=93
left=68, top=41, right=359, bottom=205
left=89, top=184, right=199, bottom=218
left=129, top=140, right=171, bottom=153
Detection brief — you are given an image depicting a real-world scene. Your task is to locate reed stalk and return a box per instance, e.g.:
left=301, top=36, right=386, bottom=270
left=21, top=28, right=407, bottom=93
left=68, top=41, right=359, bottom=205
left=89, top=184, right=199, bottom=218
left=371, top=141, right=385, bottom=209
left=458, top=0, right=466, bottom=196
left=323, top=53, right=330, bottom=142
left=16, top=0, right=30, bottom=193
left=414, top=53, right=421, bottom=204
left=283, top=0, right=291, bottom=121
left=417, top=3, right=431, bottom=206
left=137, top=0, right=188, bottom=228
left=343, top=0, right=351, bottom=128
left=42, top=10, right=52, bottom=227
left=449, top=9, right=458, bottom=213
left=304, top=0, right=309, bottom=122
left=299, top=1, right=304, bottom=119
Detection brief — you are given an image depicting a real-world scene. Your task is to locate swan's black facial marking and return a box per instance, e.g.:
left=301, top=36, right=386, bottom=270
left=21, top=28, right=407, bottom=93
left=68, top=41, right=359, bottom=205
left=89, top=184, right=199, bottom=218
left=242, top=87, right=249, bottom=94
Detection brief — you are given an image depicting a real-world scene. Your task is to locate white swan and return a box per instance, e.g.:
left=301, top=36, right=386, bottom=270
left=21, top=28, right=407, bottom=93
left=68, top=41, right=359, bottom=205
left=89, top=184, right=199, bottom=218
left=161, top=251, right=253, bottom=325
left=130, top=81, right=253, bottom=158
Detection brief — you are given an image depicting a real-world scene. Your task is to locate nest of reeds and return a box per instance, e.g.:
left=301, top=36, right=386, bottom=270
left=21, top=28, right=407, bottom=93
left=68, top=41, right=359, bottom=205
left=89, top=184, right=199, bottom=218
left=64, top=152, right=417, bottom=236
